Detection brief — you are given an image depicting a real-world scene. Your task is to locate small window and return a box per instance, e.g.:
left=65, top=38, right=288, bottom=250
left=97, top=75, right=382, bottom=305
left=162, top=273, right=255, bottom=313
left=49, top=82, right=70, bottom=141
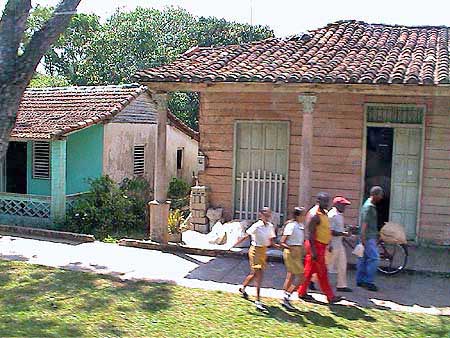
left=133, top=145, right=145, bottom=175
left=177, top=148, right=184, bottom=170
left=33, top=141, right=50, bottom=179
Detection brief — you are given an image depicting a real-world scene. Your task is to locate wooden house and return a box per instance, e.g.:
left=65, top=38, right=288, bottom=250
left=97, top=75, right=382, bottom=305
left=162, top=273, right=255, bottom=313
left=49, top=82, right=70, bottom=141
left=136, top=20, right=450, bottom=246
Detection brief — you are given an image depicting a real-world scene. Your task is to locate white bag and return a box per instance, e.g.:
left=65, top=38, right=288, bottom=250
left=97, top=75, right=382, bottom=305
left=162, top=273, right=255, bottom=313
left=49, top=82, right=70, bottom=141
left=352, top=243, right=365, bottom=258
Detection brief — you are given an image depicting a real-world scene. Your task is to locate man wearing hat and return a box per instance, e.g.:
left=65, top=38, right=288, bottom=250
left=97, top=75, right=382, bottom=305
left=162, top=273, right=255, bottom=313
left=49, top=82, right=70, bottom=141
left=328, top=196, right=353, bottom=292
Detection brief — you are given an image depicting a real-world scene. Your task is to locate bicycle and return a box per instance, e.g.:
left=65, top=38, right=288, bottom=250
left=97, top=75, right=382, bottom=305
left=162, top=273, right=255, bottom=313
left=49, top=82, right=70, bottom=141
left=342, top=225, right=408, bottom=275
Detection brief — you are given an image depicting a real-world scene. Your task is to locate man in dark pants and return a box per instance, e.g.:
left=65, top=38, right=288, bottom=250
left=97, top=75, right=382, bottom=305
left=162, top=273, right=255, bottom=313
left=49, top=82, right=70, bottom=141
left=356, top=186, right=384, bottom=291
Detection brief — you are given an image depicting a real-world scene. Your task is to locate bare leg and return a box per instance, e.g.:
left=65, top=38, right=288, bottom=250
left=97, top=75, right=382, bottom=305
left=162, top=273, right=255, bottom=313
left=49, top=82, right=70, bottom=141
left=283, top=272, right=294, bottom=292
left=255, top=270, right=263, bottom=301
left=288, top=274, right=305, bottom=294
left=242, top=272, right=255, bottom=288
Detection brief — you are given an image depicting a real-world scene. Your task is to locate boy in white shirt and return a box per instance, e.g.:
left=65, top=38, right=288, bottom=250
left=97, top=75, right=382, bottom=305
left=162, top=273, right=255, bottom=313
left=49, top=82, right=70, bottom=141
left=280, top=207, right=306, bottom=310
left=233, top=207, right=277, bottom=311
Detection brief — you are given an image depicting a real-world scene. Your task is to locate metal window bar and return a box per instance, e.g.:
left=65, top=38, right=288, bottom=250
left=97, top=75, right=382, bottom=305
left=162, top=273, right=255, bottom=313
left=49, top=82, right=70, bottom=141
left=235, top=170, right=286, bottom=221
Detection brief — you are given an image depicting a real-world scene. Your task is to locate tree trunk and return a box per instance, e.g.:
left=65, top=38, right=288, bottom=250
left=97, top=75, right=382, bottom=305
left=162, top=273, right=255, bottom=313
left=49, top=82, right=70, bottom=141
left=0, top=0, right=81, bottom=161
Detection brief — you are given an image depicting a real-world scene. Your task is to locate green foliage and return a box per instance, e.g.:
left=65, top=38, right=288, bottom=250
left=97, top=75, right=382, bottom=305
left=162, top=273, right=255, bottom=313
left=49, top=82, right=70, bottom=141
left=167, top=177, right=191, bottom=210
left=29, top=73, right=70, bottom=88
left=167, top=177, right=190, bottom=199
left=27, top=6, right=274, bottom=129
left=64, top=176, right=149, bottom=240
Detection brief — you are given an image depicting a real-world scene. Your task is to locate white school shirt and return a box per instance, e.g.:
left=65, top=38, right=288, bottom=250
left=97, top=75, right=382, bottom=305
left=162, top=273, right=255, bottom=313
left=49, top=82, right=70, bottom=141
left=283, top=221, right=305, bottom=246
left=246, top=220, right=276, bottom=247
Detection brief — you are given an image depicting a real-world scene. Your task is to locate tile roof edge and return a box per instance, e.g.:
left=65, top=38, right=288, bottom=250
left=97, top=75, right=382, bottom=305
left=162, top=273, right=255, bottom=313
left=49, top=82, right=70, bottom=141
left=50, top=85, right=148, bottom=139
left=167, top=111, right=199, bottom=142
left=25, top=83, right=144, bottom=93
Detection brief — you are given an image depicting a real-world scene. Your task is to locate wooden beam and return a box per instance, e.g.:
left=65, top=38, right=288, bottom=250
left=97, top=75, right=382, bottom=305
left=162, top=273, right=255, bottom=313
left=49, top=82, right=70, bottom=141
left=140, top=81, right=450, bottom=97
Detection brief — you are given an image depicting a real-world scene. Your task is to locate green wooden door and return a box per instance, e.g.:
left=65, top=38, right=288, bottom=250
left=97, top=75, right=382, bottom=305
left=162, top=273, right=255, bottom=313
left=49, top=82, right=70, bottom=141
left=234, top=122, right=289, bottom=220
left=389, top=128, right=421, bottom=240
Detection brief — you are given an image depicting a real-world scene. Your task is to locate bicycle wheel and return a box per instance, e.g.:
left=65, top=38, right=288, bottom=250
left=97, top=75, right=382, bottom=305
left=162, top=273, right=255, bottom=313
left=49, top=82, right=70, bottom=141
left=377, top=242, right=408, bottom=275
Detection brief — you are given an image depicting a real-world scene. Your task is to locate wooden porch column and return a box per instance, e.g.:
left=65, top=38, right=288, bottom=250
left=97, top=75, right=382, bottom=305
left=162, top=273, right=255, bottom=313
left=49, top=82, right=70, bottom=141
left=298, top=93, right=317, bottom=207
left=50, top=139, right=67, bottom=222
left=149, top=92, right=170, bottom=243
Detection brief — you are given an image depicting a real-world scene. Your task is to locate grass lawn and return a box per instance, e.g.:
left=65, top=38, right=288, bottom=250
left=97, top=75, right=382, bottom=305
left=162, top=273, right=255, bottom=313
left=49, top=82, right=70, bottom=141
left=0, top=260, right=448, bottom=337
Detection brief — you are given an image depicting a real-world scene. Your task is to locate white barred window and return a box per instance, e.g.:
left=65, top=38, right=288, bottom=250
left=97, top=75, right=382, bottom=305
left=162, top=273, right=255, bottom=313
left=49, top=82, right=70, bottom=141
left=33, top=141, right=50, bottom=179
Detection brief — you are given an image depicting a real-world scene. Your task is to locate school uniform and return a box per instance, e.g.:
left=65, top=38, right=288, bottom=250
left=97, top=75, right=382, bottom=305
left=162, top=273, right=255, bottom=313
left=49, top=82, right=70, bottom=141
left=282, top=221, right=305, bottom=274
left=246, top=220, right=276, bottom=271
left=328, top=207, right=348, bottom=288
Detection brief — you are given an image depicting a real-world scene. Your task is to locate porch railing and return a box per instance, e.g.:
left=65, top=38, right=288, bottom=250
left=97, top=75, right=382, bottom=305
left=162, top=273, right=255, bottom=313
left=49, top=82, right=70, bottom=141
left=66, top=192, right=87, bottom=212
left=235, top=170, right=286, bottom=221
left=0, top=192, right=51, bottom=218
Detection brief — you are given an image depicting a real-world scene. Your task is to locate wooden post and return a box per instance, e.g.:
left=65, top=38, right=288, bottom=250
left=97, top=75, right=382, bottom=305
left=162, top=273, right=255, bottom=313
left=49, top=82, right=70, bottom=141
left=149, top=92, right=170, bottom=243
left=298, top=93, right=317, bottom=208
left=153, top=93, right=168, bottom=202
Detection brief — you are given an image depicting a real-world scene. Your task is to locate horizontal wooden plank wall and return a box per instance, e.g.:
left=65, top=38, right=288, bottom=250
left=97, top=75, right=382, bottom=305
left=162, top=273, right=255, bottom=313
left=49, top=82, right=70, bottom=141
left=420, top=97, right=450, bottom=245
left=199, top=91, right=449, bottom=245
left=199, top=92, right=365, bottom=224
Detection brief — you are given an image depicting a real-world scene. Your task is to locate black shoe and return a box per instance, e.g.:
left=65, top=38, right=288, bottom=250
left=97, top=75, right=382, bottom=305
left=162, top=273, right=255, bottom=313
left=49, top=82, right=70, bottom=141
left=281, top=297, right=295, bottom=311
left=299, top=294, right=315, bottom=302
left=239, top=287, right=249, bottom=299
left=337, top=287, right=353, bottom=293
left=329, top=296, right=344, bottom=304
left=366, top=283, right=378, bottom=292
left=309, top=282, right=316, bottom=291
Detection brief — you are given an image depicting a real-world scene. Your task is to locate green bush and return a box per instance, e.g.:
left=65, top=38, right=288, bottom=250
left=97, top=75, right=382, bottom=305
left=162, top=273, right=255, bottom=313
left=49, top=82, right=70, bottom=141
left=63, top=176, right=150, bottom=240
left=167, top=177, right=191, bottom=210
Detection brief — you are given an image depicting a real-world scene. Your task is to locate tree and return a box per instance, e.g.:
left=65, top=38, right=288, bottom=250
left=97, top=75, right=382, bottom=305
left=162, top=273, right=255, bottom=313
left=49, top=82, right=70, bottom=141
left=26, top=6, right=274, bottom=130
left=29, top=72, right=70, bottom=88
left=0, top=0, right=81, bottom=161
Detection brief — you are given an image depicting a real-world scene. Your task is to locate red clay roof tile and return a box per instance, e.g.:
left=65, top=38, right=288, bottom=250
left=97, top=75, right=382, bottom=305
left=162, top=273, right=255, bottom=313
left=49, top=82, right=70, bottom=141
left=135, top=20, right=450, bottom=86
left=12, top=84, right=146, bottom=140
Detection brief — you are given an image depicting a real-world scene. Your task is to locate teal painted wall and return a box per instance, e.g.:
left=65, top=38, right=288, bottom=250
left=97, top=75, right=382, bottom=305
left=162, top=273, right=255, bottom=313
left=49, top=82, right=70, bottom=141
left=27, top=141, right=51, bottom=196
left=66, top=124, right=104, bottom=194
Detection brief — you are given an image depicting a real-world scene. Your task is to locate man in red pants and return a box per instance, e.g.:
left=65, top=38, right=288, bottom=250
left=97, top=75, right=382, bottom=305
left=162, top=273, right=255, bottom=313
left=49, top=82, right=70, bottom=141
left=298, top=192, right=343, bottom=304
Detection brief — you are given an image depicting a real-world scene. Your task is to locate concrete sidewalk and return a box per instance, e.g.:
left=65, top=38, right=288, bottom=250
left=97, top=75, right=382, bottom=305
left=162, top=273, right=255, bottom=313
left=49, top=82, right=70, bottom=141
left=0, top=235, right=449, bottom=316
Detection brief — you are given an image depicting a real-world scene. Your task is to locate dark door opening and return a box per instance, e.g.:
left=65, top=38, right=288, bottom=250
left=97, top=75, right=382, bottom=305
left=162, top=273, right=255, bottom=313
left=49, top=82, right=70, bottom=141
left=6, top=141, right=27, bottom=194
left=365, top=127, right=393, bottom=228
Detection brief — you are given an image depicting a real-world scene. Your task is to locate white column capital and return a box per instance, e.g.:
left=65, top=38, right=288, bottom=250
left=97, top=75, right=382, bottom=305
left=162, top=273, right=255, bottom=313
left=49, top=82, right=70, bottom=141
left=298, top=94, right=317, bottom=114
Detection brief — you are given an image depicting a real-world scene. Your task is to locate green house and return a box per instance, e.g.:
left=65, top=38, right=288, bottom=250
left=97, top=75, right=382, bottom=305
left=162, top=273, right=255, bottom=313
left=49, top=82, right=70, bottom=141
left=0, top=84, right=199, bottom=228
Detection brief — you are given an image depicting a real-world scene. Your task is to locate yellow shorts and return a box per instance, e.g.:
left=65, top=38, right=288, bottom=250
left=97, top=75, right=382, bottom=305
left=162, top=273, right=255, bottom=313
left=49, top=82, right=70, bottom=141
left=283, top=245, right=304, bottom=274
left=249, top=245, right=267, bottom=271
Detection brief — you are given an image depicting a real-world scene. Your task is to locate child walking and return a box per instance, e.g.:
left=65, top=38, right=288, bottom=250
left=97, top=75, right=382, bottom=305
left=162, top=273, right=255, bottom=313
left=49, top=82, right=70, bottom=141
left=280, top=207, right=306, bottom=310
left=233, top=207, right=277, bottom=311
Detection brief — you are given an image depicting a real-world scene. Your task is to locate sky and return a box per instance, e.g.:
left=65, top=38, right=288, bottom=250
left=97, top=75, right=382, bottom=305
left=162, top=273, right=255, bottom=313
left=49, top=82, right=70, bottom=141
left=1, top=0, right=450, bottom=37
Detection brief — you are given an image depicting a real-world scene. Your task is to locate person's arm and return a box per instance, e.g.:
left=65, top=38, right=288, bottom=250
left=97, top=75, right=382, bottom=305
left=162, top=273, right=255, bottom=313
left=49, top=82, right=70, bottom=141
left=309, top=215, right=320, bottom=260
left=280, top=222, right=293, bottom=249
left=233, top=233, right=250, bottom=247
left=360, top=223, right=367, bottom=246
left=280, top=235, right=289, bottom=249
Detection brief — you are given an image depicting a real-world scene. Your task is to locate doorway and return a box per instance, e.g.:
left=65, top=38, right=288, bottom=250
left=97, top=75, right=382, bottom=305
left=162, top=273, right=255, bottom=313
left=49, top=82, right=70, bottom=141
left=365, top=127, right=393, bottom=228
left=364, top=126, right=422, bottom=240
left=6, top=141, right=27, bottom=194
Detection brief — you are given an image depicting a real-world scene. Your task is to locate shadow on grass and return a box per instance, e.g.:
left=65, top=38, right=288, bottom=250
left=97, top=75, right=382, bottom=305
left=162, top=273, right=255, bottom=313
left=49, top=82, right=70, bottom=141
left=329, top=304, right=377, bottom=322
left=0, top=260, right=173, bottom=336
left=253, top=305, right=349, bottom=330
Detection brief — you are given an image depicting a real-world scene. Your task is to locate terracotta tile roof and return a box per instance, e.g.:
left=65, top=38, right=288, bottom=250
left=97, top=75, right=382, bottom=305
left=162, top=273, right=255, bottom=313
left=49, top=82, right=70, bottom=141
left=12, top=84, right=147, bottom=139
left=135, top=20, right=450, bottom=86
